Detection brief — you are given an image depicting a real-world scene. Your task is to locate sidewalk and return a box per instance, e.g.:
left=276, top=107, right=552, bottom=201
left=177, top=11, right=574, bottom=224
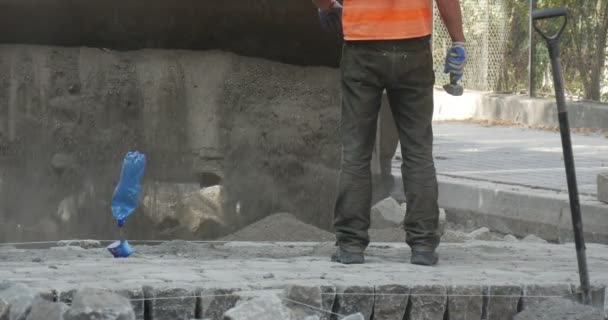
left=391, top=121, right=608, bottom=243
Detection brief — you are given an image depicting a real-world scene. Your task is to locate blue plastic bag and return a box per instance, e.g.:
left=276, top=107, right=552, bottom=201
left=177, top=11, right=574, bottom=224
left=111, top=151, right=146, bottom=227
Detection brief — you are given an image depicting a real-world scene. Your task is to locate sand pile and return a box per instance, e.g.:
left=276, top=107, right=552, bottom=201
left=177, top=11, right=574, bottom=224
left=220, top=213, right=335, bottom=242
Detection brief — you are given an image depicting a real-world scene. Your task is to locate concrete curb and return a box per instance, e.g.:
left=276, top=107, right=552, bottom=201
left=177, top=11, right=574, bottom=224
left=390, top=175, right=608, bottom=244
left=433, top=89, right=608, bottom=131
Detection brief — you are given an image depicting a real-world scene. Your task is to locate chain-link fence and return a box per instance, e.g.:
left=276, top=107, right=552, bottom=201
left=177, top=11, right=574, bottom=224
left=432, top=0, right=510, bottom=92
left=432, top=0, right=608, bottom=103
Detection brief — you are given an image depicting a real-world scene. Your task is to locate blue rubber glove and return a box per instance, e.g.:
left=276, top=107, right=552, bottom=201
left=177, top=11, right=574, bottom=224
left=318, top=1, right=343, bottom=34
left=444, top=42, right=466, bottom=82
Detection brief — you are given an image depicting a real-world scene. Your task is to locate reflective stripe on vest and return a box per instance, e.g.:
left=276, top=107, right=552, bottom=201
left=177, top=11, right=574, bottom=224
left=342, top=0, right=432, bottom=41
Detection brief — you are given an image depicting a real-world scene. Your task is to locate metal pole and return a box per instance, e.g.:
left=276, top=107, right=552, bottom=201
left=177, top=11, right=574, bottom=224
left=529, top=0, right=537, bottom=97
left=547, top=39, right=592, bottom=305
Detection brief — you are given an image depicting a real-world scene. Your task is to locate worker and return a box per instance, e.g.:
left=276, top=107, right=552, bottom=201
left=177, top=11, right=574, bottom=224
left=313, top=0, right=466, bottom=266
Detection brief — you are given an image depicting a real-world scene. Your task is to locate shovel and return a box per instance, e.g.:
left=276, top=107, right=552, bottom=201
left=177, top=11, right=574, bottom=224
left=532, top=6, right=591, bottom=305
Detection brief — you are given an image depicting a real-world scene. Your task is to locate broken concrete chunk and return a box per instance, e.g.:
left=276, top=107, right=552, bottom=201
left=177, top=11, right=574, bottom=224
left=438, top=208, right=446, bottom=236
left=522, top=284, right=572, bottom=311
left=370, top=197, right=404, bottom=229
left=0, top=298, right=9, bottom=320
left=468, top=227, right=491, bottom=240
left=25, top=301, right=68, bottom=320
left=522, top=234, right=548, bottom=243
left=51, top=153, right=78, bottom=172
left=0, top=282, right=41, bottom=320
left=514, top=298, right=603, bottom=320
left=56, top=240, right=101, bottom=249
left=198, top=288, right=240, bottom=320
left=598, top=172, right=608, bottom=204
left=64, top=288, right=135, bottom=320
left=486, top=285, right=521, bottom=320
left=223, top=294, right=294, bottom=320
left=503, top=234, right=519, bottom=242
left=144, top=286, right=196, bottom=320
left=373, top=285, right=409, bottom=320
left=283, top=285, right=323, bottom=319
left=334, top=286, right=374, bottom=320
left=448, top=285, right=483, bottom=320
left=408, top=285, right=447, bottom=320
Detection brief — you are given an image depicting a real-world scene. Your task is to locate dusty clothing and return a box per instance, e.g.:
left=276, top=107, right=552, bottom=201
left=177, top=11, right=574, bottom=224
left=334, top=36, right=440, bottom=252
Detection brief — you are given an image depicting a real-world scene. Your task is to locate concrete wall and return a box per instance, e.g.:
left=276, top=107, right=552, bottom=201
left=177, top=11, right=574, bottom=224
left=433, top=90, right=608, bottom=131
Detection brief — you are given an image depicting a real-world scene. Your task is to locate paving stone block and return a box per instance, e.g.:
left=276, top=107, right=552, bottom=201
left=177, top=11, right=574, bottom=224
left=447, top=285, right=482, bottom=320
left=25, top=301, right=68, bottom=320
left=0, top=298, right=9, bottom=320
left=485, top=285, right=521, bottom=320
left=283, top=285, right=323, bottom=319
left=198, top=288, right=241, bottom=320
left=223, top=294, right=294, bottom=320
left=60, top=288, right=144, bottom=320
left=144, top=286, right=196, bottom=320
left=408, top=285, right=447, bottom=320
left=320, top=286, right=336, bottom=320
left=334, top=286, right=374, bottom=320
left=373, top=285, right=409, bottom=320
left=598, top=172, right=608, bottom=204
left=0, top=282, right=40, bottom=320
left=64, top=288, right=135, bottom=320
left=115, top=288, right=145, bottom=320
left=523, top=284, right=572, bottom=310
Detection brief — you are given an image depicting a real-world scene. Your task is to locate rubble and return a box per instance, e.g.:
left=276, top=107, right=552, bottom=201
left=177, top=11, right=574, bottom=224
left=514, top=298, right=603, bottom=320
left=370, top=197, right=404, bottom=228
left=522, top=234, right=548, bottom=243
left=56, top=240, right=101, bottom=249
left=468, top=227, right=491, bottom=240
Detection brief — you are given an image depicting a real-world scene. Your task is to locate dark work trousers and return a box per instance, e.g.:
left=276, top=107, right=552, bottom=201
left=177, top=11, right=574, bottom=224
left=334, top=36, right=440, bottom=253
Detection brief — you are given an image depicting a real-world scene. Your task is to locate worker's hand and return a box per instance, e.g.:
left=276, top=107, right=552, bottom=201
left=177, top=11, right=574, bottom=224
left=318, top=0, right=343, bottom=34
left=443, top=42, right=466, bottom=82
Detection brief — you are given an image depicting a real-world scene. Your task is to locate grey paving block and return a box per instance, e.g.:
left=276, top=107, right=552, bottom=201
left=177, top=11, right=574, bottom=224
left=598, top=172, right=608, bottom=204
left=485, top=285, right=521, bottom=320
left=334, top=286, right=374, bottom=320
left=373, top=285, right=409, bottom=320
left=522, top=284, right=572, bottom=310
left=320, top=286, right=336, bottom=320
left=144, top=286, right=196, bottom=320
left=26, top=301, right=68, bottom=320
left=64, top=288, right=135, bottom=320
left=0, top=298, right=9, bottom=320
left=114, top=288, right=144, bottom=320
left=408, top=285, right=447, bottom=320
left=283, top=285, right=323, bottom=319
left=198, top=288, right=240, bottom=320
left=223, top=295, right=294, bottom=320
left=0, top=282, right=40, bottom=320
left=448, top=285, right=482, bottom=320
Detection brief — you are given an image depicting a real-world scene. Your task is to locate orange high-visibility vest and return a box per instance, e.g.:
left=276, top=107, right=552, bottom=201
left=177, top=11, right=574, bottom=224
left=342, top=0, right=432, bottom=41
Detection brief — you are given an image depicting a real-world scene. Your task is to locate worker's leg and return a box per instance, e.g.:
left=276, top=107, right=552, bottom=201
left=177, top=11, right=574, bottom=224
left=334, top=42, right=384, bottom=253
left=385, top=38, right=440, bottom=252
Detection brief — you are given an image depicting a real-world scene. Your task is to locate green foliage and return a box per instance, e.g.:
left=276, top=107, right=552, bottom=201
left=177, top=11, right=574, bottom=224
left=478, top=0, right=608, bottom=102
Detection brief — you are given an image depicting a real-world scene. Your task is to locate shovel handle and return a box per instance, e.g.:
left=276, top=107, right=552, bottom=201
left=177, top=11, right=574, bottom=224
left=532, top=7, right=568, bottom=41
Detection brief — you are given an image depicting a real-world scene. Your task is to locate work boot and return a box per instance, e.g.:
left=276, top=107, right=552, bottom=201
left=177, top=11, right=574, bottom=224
left=410, top=250, right=438, bottom=266
left=331, top=248, right=365, bottom=264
